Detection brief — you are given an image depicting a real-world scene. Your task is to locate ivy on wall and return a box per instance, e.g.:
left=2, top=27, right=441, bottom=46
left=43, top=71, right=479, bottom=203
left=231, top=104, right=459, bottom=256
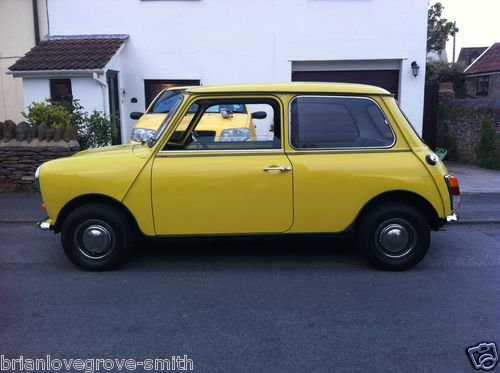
left=475, top=118, right=500, bottom=170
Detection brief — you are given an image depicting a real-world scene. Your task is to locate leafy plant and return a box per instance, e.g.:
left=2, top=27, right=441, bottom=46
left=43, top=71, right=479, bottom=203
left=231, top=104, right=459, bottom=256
left=426, top=61, right=467, bottom=93
left=69, top=98, right=87, bottom=128
left=77, top=110, right=119, bottom=149
left=474, top=118, right=500, bottom=170
left=22, top=99, right=71, bottom=127
left=427, top=2, right=458, bottom=52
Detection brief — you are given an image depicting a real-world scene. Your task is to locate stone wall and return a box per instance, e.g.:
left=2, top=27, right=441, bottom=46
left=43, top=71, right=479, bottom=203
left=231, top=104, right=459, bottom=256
left=0, top=120, right=80, bottom=191
left=436, top=98, right=500, bottom=165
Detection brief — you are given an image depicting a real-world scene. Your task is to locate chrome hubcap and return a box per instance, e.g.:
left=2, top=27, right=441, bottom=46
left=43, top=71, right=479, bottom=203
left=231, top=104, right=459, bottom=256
left=379, top=224, right=409, bottom=253
left=82, top=225, right=111, bottom=254
left=74, top=220, right=115, bottom=260
left=376, top=219, right=416, bottom=258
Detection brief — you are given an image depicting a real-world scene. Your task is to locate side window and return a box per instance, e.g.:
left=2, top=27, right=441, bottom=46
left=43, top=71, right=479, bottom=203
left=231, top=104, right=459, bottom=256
left=290, top=96, right=395, bottom=149
left=164, top=99, right=281, bottom=151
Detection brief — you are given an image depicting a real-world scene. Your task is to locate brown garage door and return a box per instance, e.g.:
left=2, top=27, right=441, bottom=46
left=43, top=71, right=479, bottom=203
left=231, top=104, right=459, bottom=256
left=292, top=70, right=399, bottom=99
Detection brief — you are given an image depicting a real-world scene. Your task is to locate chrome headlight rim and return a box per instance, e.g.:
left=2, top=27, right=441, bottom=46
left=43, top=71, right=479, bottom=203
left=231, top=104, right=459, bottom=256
left=219, top=128, right=251, bottom=142
left=130, top=128, right=156, bottom=142
left=35, top=165, right=41, bottom=192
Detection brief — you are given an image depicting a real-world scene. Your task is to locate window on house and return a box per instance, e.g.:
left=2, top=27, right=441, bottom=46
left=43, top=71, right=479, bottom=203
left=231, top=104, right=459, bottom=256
left=477, top=76, right=489, bottom=95
left=144, top=79, right=200, bottom=109
left=50, top=79, right=73, bottom=110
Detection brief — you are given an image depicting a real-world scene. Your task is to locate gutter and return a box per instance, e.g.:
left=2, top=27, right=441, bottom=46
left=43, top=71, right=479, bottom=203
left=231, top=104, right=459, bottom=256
left=93, top=72, right=109, bottom=116
left=7, top=69, right=103, bottom=78
left=32, top=0, right=40, bottom=44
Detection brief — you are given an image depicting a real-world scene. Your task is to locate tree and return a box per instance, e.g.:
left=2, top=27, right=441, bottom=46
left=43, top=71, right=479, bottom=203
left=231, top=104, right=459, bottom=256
left=427, top=2, right=458, bottom=53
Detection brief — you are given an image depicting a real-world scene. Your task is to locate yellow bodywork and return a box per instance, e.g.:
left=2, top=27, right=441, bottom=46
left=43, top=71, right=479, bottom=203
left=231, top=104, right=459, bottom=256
left=39, top=82, right=454, bottom=237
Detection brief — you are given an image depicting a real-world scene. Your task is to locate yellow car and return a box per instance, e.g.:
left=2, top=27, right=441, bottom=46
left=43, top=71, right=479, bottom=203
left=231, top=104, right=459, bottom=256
left=129, top=87, right=259, bottom=143
left=36, top=82, right=460, bottom=271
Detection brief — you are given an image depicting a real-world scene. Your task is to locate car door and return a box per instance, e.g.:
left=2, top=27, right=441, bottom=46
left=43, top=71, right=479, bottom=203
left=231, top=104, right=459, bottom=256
left=151, top=97, right=293, bottom=235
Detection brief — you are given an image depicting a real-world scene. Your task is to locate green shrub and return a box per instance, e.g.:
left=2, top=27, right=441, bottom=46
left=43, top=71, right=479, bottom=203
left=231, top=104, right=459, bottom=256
left=77, top=110, right=119, bottom=149
left=426, top=61, right=467, bottom=93
left=440, top=135, right=458, bottom=161
left=69, top=99, right=87, bottom=128
left=22, top=99, right=71, bottom=127
left=474, top=118, right=500, bottom=170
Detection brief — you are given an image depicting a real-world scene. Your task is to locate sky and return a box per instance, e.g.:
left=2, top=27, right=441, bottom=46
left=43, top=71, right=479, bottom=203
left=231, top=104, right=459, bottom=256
left=437, top=0, right=500, bottom=62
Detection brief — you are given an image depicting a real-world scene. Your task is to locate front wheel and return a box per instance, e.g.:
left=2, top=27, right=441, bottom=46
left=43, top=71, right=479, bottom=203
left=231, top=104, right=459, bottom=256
left=61, top=203, right=134, bottom=270
left=357, top=203, right=430, bottom=271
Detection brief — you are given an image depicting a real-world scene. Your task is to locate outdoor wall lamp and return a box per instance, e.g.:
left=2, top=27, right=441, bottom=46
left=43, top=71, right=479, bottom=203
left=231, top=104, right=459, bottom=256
left=411, top=61, right=420, bottom=77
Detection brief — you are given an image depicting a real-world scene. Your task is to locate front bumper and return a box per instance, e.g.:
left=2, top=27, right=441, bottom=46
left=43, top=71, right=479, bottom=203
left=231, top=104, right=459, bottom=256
left=37, top=221, right=51, bottom=231
left=446, top=212, right=458, bottom=222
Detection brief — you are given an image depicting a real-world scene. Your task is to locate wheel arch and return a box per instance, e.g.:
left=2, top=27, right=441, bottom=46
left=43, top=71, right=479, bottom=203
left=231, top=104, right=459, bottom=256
left=54, top=194, right=141, bottom=234
left=354, top=190, right=441, bottom=231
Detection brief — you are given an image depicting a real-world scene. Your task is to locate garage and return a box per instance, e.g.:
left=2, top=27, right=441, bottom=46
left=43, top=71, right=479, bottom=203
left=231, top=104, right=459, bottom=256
left=291, top=60, right=401, bottom=100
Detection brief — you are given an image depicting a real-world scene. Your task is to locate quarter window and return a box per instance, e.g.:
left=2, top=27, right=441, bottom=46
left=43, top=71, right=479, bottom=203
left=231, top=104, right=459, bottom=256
left=290, top=96, right=395, bottom=149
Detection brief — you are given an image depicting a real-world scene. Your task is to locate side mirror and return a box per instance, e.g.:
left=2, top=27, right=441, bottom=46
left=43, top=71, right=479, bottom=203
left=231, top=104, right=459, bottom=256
left=130, top=112, right=144, bottom=120
left=252, top=111, right=267, bottom=120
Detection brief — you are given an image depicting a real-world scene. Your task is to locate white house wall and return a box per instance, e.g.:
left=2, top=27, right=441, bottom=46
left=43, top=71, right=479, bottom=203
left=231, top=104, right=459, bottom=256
left=23, top=78, right=50, bottom=109
left=71, top=77, right=105, bottom=115
left=46, top=0, right=427, bottom=140
left=22, top=77, right=105, bottom=117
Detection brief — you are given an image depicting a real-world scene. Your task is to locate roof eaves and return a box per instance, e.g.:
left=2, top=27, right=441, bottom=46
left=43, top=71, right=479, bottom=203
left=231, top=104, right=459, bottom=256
left=45, top=34, right=129, bottom=41
left=7, top=68, right=104, bottom=78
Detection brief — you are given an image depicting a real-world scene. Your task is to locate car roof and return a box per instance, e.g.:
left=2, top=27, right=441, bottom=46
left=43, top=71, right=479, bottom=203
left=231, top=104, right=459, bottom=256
left=186, top=82, right=391, bottom=95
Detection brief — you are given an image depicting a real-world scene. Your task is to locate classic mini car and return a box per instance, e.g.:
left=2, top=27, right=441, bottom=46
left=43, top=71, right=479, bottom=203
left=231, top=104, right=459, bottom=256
left=35, top=82, right=460, bottom=271
left=129, top=87, right=260, bottom=143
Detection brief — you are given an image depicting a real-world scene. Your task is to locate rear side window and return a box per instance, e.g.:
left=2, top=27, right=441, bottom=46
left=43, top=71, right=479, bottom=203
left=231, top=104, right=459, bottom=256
left=290, top=96, right=395, bottom=149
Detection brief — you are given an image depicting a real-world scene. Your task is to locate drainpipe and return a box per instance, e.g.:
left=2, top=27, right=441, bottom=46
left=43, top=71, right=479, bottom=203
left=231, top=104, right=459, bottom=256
left=32, top=0, right=40, bottom=44
left=93, top=72, right=109, bottom=116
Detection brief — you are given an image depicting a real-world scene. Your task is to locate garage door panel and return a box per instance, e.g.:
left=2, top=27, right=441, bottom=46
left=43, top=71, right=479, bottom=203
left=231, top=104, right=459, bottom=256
left=292, top=70, right=399, bottom=99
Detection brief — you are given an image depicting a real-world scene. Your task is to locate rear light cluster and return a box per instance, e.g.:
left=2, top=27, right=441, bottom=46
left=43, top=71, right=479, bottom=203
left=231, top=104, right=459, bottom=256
left=445, top=175, right=460, bottom=210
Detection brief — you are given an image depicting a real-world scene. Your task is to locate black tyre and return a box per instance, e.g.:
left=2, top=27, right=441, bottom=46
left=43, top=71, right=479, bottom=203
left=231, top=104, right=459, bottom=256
left=357, top=203, right=430, bottom=271
left=61, top=203, right=134, bottom=270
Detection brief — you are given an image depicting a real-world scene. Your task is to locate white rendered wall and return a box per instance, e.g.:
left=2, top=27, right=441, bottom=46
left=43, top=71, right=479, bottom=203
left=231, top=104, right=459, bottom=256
left=22, top=77, right=105, bottom=116
left=22, top=78, right=50, bottom=109
left=46, top=0, right=428, bottom=139
left=71, top=77, right=105, bottom=114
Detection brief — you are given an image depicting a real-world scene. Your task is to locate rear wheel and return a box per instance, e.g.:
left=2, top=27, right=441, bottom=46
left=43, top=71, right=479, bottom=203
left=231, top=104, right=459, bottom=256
left=357, top=203, right=430, bottom=270
left=61, top=203, right=134, bottom=270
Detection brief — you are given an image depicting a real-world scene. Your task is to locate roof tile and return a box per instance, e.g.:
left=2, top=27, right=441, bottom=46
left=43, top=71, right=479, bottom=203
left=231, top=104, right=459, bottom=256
left=457, top=47, right=488, bottom=65
left=464, top=43, right=500, bottom=75
left=9, top=35, right=128, bottom=71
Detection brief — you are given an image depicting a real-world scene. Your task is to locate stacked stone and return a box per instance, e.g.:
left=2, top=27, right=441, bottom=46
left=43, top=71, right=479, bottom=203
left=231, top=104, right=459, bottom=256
left=0, top=120, right=80, bottom=191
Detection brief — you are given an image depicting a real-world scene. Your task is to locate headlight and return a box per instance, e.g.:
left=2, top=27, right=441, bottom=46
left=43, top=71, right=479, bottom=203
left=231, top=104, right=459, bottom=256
left=219, top=128, right=251, bottom=142
left=35, top=165, right=41, bottom=192
left=130, top=128, right=156, bottom=142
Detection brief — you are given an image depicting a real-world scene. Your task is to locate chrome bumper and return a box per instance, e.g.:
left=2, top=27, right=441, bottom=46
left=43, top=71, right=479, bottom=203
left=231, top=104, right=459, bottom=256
left=446, top=212, right=458, bottom=222
left=37, top=221, right=51, bottom=231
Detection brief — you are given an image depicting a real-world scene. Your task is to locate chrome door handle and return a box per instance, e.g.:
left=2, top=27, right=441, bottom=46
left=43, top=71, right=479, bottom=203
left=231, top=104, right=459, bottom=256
left=263, top=166, right=292, bottom=172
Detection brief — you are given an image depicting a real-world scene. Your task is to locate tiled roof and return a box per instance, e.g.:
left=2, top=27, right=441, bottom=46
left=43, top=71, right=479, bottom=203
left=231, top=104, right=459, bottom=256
left=457, top=47, right=487, bottom=65
left=8, top=34, right=128, bottom=72
left=464, top=42, right=500, bottom=75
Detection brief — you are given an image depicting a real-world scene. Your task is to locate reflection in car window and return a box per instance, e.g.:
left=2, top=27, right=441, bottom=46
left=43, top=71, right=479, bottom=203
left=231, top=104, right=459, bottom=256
left=149, top=95, right=184, bottom=146
left=290, top=96, right=395, bottom=149
left=205, top=104, right=247, bottom=114
left=149, top=90, right=183, bottom=114
left=164, top=100, right=281, bottom=151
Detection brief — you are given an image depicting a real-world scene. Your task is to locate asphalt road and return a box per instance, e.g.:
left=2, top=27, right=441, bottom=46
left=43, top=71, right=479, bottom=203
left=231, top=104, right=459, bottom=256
left=0, top=223, right=499, bottom=372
